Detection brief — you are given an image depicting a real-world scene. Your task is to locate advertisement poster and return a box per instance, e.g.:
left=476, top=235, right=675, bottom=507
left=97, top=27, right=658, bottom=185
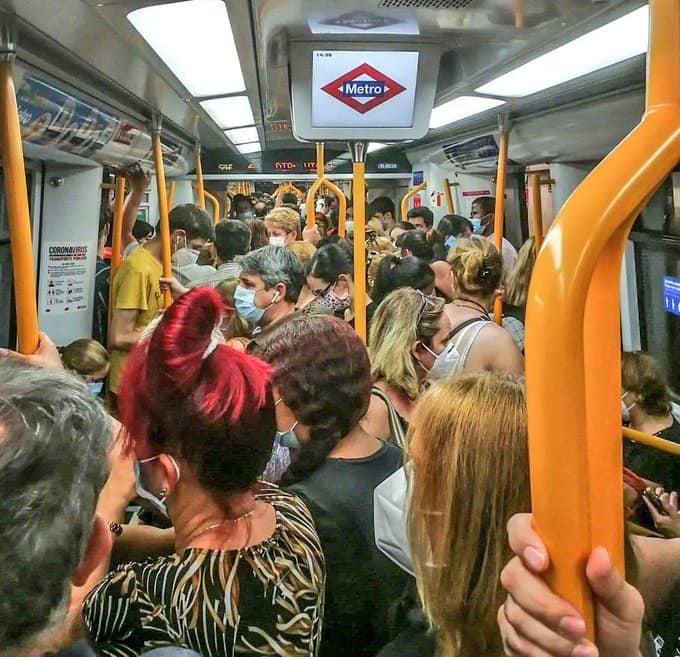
left=40, top=242, right=91, bottom=314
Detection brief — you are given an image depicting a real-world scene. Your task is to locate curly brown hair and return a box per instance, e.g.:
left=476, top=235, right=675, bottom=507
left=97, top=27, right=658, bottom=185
left=251, top=314, right=372, bottom=484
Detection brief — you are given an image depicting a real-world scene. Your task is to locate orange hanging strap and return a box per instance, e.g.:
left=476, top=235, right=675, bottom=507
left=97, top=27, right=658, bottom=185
left=0, top=43, right=39, bottom=354
left=151, top=115, right=172, bottom=308
left=493, top=117, right=510, bottom=324
left=526, top=0, right=680, bottom=637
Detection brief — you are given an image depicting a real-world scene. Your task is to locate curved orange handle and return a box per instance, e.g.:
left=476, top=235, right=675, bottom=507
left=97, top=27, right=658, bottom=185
left=400, top=182, right=426, bottom=222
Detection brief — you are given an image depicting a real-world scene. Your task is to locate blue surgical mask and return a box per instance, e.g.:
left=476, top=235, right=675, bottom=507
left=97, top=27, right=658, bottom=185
left=276, top=421, right=300, bottom=449
left=238, top=211, right=254, bottom=220
left=444, top=235, right=457, bottom=249
left=133, top=455, right=181, bottom=518
left=470, top=219, right=484, bottom=235
left=234, top=286, right=279, bottom=325
left=88, top=381, right=103, bottom=396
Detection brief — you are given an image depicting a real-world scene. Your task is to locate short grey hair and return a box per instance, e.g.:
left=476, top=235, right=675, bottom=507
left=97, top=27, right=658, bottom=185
left=239, top=245, right=304, bottom=302
left=0, top=361, right=110, bottom=653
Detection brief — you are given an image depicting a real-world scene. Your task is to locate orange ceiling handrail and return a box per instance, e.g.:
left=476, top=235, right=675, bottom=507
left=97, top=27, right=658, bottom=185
left=525, top=0, right=680, bottom=638
left=0, top=54, right=39, bottom=354
left=400, top=181, right=427, bottom=222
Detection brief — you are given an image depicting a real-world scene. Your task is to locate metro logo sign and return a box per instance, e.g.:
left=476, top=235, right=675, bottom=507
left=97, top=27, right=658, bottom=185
left=321, top=63, right=406, bottom=114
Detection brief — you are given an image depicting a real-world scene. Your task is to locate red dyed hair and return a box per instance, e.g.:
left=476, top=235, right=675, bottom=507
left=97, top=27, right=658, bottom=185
left=119, top=287, right=275, bottom=495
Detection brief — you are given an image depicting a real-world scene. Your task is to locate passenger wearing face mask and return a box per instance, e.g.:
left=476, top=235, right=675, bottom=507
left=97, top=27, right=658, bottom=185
left=306, top=243, right=376, bottom=328
left=235, top=245, right=305, bottom=343
left=264, top=206, right=301, bottom=247
left=85, top=287, right=325, bottom=657
left=108, top=203, right=214, bottom=405
left=253, top=314, right=408, bottom=657
left=231, top=193, right=255, bottom=221
left=622, top=351, right=680, bottom=493
left=442, top=237, right=524, bottom=376
left=469, top=196, right=518, bottom=275
left=60, top=338, right=110, bottom=398
left=363, top=289, right=451, bottom=446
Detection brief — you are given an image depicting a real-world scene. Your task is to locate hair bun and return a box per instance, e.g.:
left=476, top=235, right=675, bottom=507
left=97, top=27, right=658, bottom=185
left=146, top=287, right=224, bottom=394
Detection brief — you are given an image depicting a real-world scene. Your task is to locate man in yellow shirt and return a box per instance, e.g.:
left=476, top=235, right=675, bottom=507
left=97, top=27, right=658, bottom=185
left=108, top=204, right=214, bottom=403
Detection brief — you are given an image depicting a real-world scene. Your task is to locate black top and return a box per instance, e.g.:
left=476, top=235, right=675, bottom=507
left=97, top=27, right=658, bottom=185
left=287, top=440, right=408, bottom=657
left=93, top=256, right=110, bottom=346
left=646, top=578, right=680, bottom=657
left=623, top=417, right=680, bottom=491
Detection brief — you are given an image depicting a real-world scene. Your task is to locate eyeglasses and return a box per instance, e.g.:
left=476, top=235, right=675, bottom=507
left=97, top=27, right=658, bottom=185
left=415, top=289, right=436, bottom=324
left=311, top=279, right=334, bottom=299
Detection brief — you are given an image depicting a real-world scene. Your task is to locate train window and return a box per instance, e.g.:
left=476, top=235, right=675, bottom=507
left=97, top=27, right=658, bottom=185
left=630, top=173, right=680, bottom=398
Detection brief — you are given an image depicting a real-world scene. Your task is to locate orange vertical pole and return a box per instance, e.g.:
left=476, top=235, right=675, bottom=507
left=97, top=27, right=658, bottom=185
left=107, top=176, right=125, bottom=333
left=529, top=172, right=544, bottom=250
left=443, top=178, right=455, bottom=214
left=493, top=120, right=509, bottom=324
left=350, top=142, right=367, bottom=342
left=151, top=115, right=172, bottom=308
left=306, top=142, right=324, bottom=229
left=525, top=0, right=680, bottom=637
left=194, top=144, right=206, bottom=210
left=0, top=43, right=39, bottom=354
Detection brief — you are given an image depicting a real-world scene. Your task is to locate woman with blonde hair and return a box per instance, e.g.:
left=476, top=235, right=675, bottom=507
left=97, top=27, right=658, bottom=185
left=442, top=236, right=523, bottom=375
left=265, top=207, right=301, bottom=246
left=406, top=372, right=529, bottom=657
left=60, top=338, right=110, bottom=396
left=363, top=288, right=451, bottom=445
left=503, top=237, right=536, bottom=322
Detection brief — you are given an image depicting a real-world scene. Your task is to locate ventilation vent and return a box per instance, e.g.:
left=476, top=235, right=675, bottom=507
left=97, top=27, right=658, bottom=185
left=378, top=0, right=476, bottom=8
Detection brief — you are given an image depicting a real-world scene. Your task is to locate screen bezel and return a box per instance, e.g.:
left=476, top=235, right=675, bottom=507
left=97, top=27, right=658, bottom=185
left=289, top=40, right=440, bottom=142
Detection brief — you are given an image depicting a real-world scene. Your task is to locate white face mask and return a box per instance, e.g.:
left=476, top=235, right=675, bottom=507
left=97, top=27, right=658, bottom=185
left=621, top=392, right=636, bottom=423
left=269, top=235, right=286, bottom=247
left=174, top=247, right=200, bottom=267
left=134, top=455, right=181, bottom=518
left=422, top=342, right=461, bottom=381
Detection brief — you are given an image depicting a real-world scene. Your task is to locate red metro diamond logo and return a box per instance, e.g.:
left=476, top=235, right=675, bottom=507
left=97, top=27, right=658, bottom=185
left=321, top=63, right=406, bottom=114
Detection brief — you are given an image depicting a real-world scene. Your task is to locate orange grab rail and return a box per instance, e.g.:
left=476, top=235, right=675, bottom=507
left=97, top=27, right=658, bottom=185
left=525, top=0, right=680, bottom=638
left=304, top=143, right=347, bottom=236
left=443, top=178, right=455, bottom=214
left=352, top=158, right=367, bottom=343
left=107, top=176, right=126, bottom=336
left=623, top=426, right=680, bottom=457
left=493, top=123, right=509, bottom=324
left=400, top=182, right=427, bottom=222
left=0, top=58, right=39, bottom=354
left=151, top=117, right=172, bottom=308
left=192, top=183, right=220, bottom=224
left=529, top=172, right=544, bottom=250
left=194, top=145, right=206, bottom=211
left=166, top=181, right=176, bottom=210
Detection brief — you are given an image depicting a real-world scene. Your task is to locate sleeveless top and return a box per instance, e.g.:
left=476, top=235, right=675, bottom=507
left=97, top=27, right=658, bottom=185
left=371, top=387, right=407, bottom=448
left=442, top=316, right=492, bottom=376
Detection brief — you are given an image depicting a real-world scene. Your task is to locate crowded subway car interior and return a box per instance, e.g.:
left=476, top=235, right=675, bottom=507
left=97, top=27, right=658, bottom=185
left=0, top=0, right=679, bottom=656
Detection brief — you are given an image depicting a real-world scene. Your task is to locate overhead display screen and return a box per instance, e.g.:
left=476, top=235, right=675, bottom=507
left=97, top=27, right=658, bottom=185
left=311, top=50, right=419, bottom=129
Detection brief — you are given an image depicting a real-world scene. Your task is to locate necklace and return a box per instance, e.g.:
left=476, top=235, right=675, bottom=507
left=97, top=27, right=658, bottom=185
left=453, top=298, right=489, bottom=315
left=187, top=505, right=258, bottom=544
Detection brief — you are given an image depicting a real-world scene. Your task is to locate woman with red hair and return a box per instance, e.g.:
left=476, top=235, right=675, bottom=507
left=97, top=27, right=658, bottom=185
left=82, top=287, right=325, bottom=657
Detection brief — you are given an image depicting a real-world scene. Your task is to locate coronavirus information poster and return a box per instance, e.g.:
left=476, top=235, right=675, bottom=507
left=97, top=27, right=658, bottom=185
left=39, top=242, right=90, bottom=314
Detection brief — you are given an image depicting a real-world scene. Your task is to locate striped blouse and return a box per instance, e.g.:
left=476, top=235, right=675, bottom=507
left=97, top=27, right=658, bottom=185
left=83, top=486, right=325, bottom=657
